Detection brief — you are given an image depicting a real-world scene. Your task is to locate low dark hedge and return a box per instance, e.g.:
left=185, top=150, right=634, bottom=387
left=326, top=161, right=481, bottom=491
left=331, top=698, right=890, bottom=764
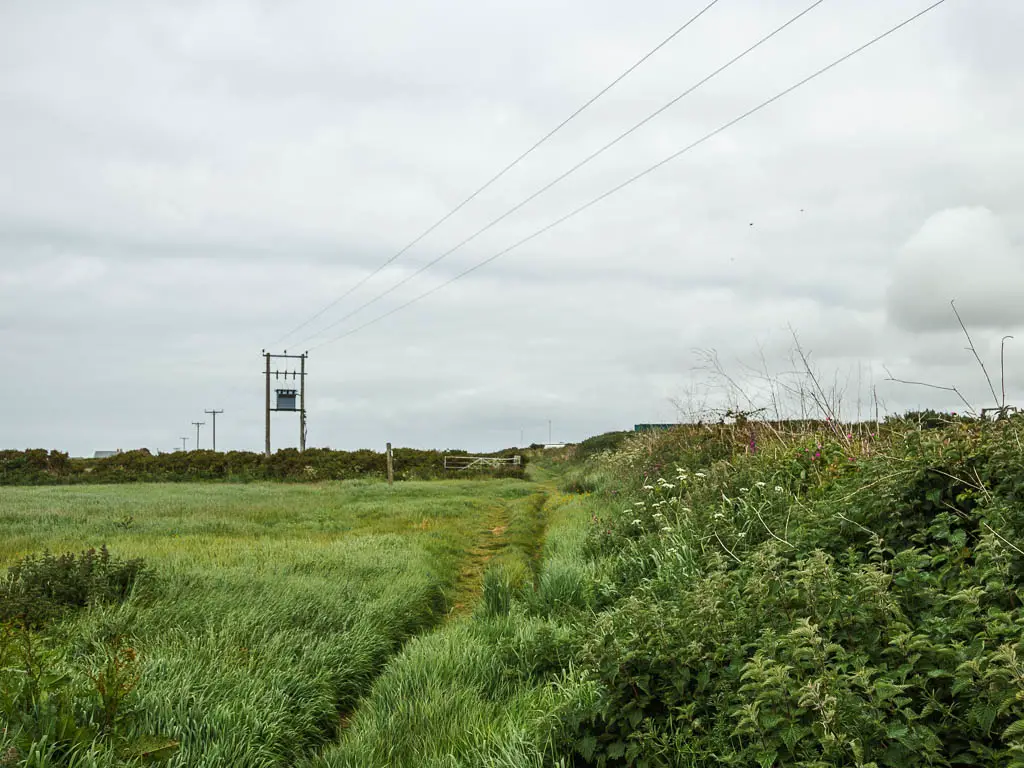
left=0, top=447, right=527, bottom=485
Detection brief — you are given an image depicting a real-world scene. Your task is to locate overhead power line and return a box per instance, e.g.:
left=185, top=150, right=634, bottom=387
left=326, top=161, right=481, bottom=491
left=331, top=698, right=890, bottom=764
left=271, top=0, right=725, bottom=346
left=296, top=0, right=829, bottom=346
left=309, top=0, right=951, bottom=351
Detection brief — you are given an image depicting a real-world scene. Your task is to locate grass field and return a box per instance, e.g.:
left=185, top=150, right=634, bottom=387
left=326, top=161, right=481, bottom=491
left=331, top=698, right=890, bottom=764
left=0, top=479, right=547, bottom=766
left=8, top=416, right=1024, bottom=767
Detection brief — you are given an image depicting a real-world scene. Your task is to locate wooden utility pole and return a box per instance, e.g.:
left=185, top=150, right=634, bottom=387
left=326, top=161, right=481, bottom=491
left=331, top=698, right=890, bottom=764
left=386, top=442, right=393, bottom=487
left=192, top=421, right=205, bottom=450
left=180, top=436, right=189, bottom=452
left=299, top=353, right=307, bottom=452
left=264, top=351, right=271, bottom=457
left=205, top=409, right=224, bottom=452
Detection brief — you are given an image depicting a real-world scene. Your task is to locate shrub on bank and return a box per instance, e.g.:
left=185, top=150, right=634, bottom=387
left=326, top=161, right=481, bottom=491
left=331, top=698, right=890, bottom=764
left=550, top=415, right=1024, bottom=766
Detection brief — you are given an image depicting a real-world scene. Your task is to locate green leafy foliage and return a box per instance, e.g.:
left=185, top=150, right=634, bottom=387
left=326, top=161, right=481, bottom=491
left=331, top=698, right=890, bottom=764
left=0, top=549, right=155, bottom=764
left=0, top=624, right=99, bottom=765
left=575, top=432, right=633, bottom=461
left=0, top=449, right=70, bottom=484
left=550, top=415, right=1024, bottom=766
left=1, top=547, right=148, bottom=630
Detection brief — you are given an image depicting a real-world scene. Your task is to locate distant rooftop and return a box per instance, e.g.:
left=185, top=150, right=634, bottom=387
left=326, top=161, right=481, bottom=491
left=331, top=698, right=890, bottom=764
left=93, top=450, right=122, bottom=459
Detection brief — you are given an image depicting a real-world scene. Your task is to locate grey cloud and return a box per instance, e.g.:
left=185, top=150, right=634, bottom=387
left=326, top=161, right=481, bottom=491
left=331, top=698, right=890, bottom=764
left=885, top=207, right=1024, bottom=333
left=1, top=0, right=1022, bottom=455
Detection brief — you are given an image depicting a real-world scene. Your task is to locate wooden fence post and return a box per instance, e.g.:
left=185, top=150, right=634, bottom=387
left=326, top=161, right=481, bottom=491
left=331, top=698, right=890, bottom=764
left=386, top=442, right=393, bottom=487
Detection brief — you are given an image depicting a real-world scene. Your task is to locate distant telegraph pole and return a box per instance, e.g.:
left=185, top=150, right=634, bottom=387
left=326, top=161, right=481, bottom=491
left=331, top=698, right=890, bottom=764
left=205, top=409, right=224, bottom=451
left=262, top=350, right=309, bottom=457
left=180, top=436, right=189, bottom=452
left=192, top=421, right=205, bottom=450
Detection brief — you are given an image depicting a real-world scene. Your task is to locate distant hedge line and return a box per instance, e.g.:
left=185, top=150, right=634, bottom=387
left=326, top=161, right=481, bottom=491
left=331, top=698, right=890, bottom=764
left=0, top=447, right=527, bottom=485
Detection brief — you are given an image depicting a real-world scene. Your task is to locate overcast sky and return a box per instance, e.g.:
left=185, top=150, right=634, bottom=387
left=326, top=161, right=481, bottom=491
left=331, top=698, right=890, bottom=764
left=1, top=0, right=1022, bottom=456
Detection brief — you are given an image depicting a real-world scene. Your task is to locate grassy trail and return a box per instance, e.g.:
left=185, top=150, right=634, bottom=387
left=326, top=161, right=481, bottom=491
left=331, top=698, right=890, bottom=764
left=448, top=477, right=553, bottom=615
left=302, top=480, right=554, bottom=766
left=306, top=464, right=588, bottom=768
left=448, top=502, right=515, bottom=616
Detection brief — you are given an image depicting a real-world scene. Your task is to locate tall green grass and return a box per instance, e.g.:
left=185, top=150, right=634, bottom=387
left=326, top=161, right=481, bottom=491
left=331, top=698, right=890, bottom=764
left=0, top=479, right=535, bottom=766
left=310, top=490, right=600, bottom=767
left=306, top=618, right=597, bottom=768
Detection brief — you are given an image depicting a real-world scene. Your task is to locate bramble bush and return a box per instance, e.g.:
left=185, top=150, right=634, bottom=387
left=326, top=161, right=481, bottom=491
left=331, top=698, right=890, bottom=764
left=552, top=414, right=1024, bottom=766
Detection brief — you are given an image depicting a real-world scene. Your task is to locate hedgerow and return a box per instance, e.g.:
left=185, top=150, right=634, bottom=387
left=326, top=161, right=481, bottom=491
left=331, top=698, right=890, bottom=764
left=0, top=447, right=526, bottom=486
left=552, top=415, right=1024, bottom=766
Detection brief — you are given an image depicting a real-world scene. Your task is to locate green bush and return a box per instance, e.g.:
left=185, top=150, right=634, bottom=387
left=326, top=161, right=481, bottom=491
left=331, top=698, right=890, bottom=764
left=0, top=449, right=70, bottom=485
left=1, top=547, right=148, bottom=629
left=551, top=415, right=1024, bottom=766
left=1, top=547, right=157, bottom=765
left=575, top=432, right=632, bottom=461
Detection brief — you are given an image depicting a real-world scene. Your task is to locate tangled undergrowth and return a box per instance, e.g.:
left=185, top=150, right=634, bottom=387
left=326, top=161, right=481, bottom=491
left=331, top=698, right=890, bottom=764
left=0, top=548, right=155, bottom=766
left=549, top=415, right=1024, bottom=766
